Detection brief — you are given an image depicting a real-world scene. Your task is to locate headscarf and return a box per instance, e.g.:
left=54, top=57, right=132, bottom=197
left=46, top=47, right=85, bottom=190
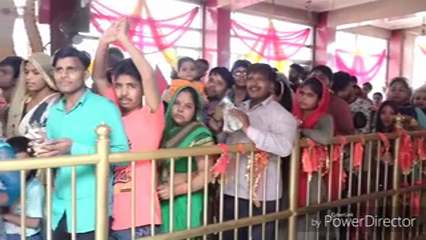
left=162, top=86, right=211, bottom=148
left=6, top=53, right=57, bottom=137
left=292, top=77, right=330, bottom=129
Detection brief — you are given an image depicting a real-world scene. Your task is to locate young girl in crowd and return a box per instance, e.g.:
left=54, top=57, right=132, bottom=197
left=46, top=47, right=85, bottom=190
left=3, top=137, right=44, bottom=240
left=163, top=57, right=205, bottom=103
left=158, top=86, right=214, bottom=234
left=292, top=77, right=335, bottom=239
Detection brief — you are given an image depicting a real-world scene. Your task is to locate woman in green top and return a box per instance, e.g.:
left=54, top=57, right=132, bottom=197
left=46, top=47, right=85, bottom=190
left=158, top=86, right=214, bottom=235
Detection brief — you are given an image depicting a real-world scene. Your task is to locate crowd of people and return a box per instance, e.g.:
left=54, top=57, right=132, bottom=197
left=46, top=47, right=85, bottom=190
left=0, top=18, right=424, bottom=240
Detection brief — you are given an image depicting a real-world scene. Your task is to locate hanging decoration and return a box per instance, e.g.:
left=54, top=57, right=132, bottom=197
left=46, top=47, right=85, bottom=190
left=419, top=45, right=426, bottom=56
left=334, top=49, right=387, bottom=85
left=90, top=0, right=199, bottom=67
left=231, top=18, right=311, bottom=72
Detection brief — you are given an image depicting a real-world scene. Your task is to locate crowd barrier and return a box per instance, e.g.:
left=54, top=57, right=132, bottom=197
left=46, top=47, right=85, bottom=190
left=2, top=121, right=426, bottom=240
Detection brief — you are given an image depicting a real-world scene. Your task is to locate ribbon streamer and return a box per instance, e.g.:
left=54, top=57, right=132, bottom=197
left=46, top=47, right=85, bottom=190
left=211, top=144, right=230, bottom=183
left=398, top=130, right=415, bottom=175
left=246, top=150, right=269, bottom=208
left=352, top=136, right=364, bottom=171
left=416, top=138, right=426, bottom=161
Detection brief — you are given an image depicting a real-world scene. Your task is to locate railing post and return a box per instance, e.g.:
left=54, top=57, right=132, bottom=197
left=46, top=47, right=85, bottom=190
left=390, top=114, right=402, bottom=240
left=95, top=124, right=111, bottom=240
left=288, top=131, right=301, bottom=240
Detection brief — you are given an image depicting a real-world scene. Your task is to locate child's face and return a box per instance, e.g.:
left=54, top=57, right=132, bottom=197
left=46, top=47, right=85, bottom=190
left=177, top=61, right=197, bottom=81
left=16, top=152, right=30, bottom=159
left=379, top=105, right=396, bottom=128
left=413, top=91, right=426, bottom=110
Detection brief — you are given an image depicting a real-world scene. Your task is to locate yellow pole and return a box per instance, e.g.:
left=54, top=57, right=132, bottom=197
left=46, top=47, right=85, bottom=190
left=288, top=131, right=301, bottom=239
left=95, top=124, right=111, bottom=240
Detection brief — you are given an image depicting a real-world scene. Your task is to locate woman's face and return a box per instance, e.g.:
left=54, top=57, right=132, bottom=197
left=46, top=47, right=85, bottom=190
left=298, top=85, right=319, bottom=111
left=171, top=90, right=196, bottom=126
left=380, top=105, right=396, bottom=128
left=388, top=82, right=409, bottom=104
left=413, top=91, right=426, bottom=110
left=24, top=62, right=47, bottom=92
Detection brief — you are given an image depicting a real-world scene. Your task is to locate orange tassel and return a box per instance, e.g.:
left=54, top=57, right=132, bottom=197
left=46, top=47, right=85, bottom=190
left=211, top=144, right=229, bottom=182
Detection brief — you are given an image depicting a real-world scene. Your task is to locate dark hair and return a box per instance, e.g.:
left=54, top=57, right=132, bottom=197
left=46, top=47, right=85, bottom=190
left=0, top=56, right=24, bottom=79
left=170, top=57, right=196, bottom=79
left=362, top=82, right=373, bottom=90
left=375, top=100, right=399, bottom=133
left=353, top=85, right=362, bottom=97
left=231, top=60, right=251, bottom=72
left=373, top=92, right=383, bottom=98
left=52, top=46, right=91, bottom=70
left=107, top=47, right=125, bottom=69
left=389, top=77, right=409, bottom=89
left=112, top=59, right=141, bottom=82
left=290, top=63, right=305, bottom=75
left=6, top=137, right=37, bottom=182
left=300, top=77, right=324, bottom=100
left=209, top=67, right=234, bottom=88
left=331, top=71, right=353, bottom=93
left=274, top=80, right=293, bottom=112
left=310, top=65, right=333, bottom=83
left=247, top=63, right=276, bottom=82
left=195, top=59, right=209, bottom=67
left=351, top=75, right=358, bottom=84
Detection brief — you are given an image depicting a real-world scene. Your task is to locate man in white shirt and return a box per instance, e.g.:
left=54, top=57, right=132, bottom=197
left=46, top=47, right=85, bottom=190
left=222, top=63, right=298, bottom=240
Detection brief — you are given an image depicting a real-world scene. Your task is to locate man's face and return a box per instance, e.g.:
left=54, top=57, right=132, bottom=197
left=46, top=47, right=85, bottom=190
left=246, top=73, right=272, bottom=101
left=232, top=67, right=247, bottom=88
left=309, top=71, right=330, bottom=86
left=205, top=73, right=227, bottom=100
left=54, top=57, right=87, bottom=95
left=0, top=65, right=15, bottom=88
left=336, top=84, right=354, bottom=101
left=114, top=74, right=143, bottom=113
left=289, top=67, right=300, bottom=82
left=195, top=61, right=208, bottom=79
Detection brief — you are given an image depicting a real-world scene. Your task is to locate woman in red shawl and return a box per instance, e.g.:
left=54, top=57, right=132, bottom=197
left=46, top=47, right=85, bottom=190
left=293, top=77, right=341, bottom=207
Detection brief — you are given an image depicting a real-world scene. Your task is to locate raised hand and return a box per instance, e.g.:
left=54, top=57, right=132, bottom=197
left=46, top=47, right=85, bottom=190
left=100, top=22, right=119, bottom=44
left=117, top=18, right=130, bottom=42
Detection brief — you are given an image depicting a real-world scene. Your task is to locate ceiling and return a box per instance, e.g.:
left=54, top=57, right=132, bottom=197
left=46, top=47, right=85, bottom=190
left=370, top=14, right=425, bottom=30
left=271, top=0, right=379, bottom=12
left=269, top=0, right=426, bottom=31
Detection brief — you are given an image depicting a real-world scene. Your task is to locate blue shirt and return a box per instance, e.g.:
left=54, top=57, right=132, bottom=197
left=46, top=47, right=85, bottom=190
left=46, top=89, right=129, bottom=233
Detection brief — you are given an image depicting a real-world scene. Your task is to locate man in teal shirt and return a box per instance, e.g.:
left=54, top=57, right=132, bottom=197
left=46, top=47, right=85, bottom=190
left=39, top=47, right=129, bottom=239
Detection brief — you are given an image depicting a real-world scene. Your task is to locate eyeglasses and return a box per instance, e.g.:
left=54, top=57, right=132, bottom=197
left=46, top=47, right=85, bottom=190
left=233, top=71, right=247, bottom=76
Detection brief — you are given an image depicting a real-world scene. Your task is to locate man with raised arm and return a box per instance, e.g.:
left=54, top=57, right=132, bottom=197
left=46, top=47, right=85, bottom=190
left=92, top=19, right=164, bottom=239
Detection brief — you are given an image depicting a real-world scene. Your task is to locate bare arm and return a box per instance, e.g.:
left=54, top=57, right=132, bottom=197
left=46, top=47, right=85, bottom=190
left=175, top=142, right=214, bottom=195
left=2, top=214, right=41, bottom=228
left=92, top=25, right=117, bottom=95
left=92, top=41, right=111, bottom=95
left=118, top=20, right=161, bottom=112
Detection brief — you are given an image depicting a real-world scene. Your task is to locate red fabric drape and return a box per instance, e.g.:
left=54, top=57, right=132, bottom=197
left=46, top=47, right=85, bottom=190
left=231, top=20, right=311, bottom=61
left=90, top=0, right=199, bottom=54
left=334, top=49, right=387, bottom=85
